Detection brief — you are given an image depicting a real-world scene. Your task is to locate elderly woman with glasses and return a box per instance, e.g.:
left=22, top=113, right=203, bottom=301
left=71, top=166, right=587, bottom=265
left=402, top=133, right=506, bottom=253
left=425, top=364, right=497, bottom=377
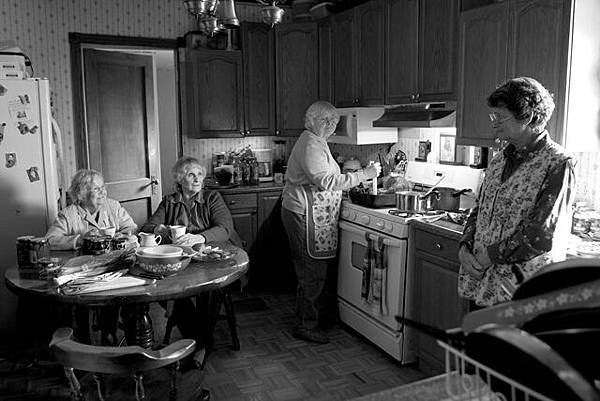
left=46, top=169, right=137, bottom=250
left=458, top=77, right=576, bottom=307
left=281, top=100, right=379, bottom=344
left=140, top=156, right=241, bottom=349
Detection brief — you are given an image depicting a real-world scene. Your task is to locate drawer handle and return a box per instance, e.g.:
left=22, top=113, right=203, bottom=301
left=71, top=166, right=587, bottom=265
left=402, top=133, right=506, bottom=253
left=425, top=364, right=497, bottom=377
left=229, top=200, right=236, bottom=205
left=435, top=243, right=442, bottom=250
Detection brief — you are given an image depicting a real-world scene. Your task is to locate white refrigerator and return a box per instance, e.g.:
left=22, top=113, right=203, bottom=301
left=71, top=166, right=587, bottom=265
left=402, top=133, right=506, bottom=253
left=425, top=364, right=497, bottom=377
left=0, top=78, right=60, bottom=329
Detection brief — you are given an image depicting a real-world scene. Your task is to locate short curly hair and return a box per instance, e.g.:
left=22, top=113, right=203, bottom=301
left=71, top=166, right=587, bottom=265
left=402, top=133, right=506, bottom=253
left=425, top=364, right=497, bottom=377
left=304, top=100, right=339, bottom=133
left=172, top=156, right=206, bottom=191
left=69, top=169, right=103, bottom=204
left=487, top=77, right=555, bottom=133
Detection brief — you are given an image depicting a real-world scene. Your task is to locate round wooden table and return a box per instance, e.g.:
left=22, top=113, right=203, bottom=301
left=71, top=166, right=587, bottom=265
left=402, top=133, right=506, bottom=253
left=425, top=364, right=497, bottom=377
left=5, top=242, right=248, bottom=349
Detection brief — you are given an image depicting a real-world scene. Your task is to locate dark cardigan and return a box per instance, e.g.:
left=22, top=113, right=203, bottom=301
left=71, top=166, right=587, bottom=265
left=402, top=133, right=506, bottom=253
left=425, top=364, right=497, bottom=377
left=140, top=190, right=242, bottom=247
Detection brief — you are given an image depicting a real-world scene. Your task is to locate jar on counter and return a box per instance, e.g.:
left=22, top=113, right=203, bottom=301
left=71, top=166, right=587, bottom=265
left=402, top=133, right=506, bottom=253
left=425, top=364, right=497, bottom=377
left=16, top=235, right=35, bottom=269
left=588, top=211, right=600, bottom=240
left=29, top=237, right=49, bottom=267
left=572, top=203, right=592, bottom=236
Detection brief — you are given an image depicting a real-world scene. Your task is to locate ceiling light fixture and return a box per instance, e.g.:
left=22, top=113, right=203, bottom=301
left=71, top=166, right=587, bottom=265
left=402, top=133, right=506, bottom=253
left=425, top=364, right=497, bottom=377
left=183, top=0, right=239, bottom=36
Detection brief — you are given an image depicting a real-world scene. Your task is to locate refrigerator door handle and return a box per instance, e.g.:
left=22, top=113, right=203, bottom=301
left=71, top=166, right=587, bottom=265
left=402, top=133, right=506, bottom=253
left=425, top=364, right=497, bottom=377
left=150, top=176, right=159, bottom=195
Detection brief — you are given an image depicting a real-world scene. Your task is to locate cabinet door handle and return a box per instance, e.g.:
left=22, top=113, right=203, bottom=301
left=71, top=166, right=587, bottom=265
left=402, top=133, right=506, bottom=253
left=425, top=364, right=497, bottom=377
left=239, top=130, right=246, bottom=137
left=229, top=200, right=236, bottom=205
left=415, top=93, right=420, bottom=101
left=410, top=94, right=416, bottom=101
left=275, top=130, right=280, bottom=136
left=435, top=242, right=442, bottom=250
left=246, top=130, right=251, bottom=135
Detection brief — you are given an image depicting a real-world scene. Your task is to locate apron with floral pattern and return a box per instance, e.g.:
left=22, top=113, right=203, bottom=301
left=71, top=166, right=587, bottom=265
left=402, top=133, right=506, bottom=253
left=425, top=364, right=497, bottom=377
left=302, top=184, right=342, bottom=259
left=458, top=140, right=570, bottom=306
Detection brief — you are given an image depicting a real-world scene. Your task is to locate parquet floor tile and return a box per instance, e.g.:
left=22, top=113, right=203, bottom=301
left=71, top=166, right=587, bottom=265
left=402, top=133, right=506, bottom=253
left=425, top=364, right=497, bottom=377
left=0, top=290, right=428, bottom=400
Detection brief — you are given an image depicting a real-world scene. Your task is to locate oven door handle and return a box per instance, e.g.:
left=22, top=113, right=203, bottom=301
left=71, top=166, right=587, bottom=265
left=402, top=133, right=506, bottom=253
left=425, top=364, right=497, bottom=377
left=338, top=221, right=405, bottom=248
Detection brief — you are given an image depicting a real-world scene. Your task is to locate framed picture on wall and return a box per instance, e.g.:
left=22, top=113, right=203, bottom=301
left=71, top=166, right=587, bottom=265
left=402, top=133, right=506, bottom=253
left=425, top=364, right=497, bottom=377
left=439, top=134, right=457, bottom=164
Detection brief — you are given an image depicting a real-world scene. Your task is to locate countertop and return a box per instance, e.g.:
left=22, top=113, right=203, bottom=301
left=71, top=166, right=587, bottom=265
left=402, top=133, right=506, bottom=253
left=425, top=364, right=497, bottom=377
left=410, top=218, right=464, bottom=241
left=205, top=181, right=284, bottom=195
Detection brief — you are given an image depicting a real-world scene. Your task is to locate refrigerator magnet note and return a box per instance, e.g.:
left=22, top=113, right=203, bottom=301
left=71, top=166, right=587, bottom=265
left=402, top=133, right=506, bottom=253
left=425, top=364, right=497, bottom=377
left=5, top=152, right=16, bottom=168
left=0, top=122, right=6, bottom=144
left=26, top=166, right=39, bottom=182
left=8, top=96, right=34, bottom=127
left=0, top=84, right=7, bottom=96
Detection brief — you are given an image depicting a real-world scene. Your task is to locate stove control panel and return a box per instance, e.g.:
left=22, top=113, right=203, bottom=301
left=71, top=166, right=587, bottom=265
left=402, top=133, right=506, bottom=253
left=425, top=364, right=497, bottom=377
left=339, top=201, right=409, bottom=238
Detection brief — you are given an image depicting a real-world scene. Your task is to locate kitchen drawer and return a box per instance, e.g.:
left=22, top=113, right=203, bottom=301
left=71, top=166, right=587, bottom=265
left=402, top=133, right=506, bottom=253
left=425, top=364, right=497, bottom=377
left=414, top=229, right=460, bottom=263
left=222, top=193, right=257, bottom=210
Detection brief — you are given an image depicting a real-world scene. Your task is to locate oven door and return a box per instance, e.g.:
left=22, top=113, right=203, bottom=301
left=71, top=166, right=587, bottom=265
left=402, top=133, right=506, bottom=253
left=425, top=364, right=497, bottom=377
left=337, top=220, right=408, bottom=331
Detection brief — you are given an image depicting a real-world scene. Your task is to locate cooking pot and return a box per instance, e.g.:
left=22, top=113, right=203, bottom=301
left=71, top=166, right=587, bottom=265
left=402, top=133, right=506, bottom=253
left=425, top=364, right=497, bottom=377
left=430, top=187, right=472, bottom=212
left=395, top=190, right=435, bottom=213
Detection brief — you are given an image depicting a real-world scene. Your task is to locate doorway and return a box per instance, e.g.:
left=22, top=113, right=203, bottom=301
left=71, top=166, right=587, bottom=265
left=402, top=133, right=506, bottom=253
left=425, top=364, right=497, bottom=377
left=70, top=33, right=180, bottom=225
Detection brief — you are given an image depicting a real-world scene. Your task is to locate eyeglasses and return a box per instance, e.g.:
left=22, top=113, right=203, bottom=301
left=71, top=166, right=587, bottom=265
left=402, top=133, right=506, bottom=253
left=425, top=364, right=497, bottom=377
left=90, top=185, right=106, bottom=195
left=488, top=112, right=512, bottom=124
left=320, top=117, right=339, bottom=126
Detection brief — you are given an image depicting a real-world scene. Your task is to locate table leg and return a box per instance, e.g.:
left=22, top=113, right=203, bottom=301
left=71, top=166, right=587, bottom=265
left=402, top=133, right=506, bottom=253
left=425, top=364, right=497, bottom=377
left=121, top=304, right=154, bottom=349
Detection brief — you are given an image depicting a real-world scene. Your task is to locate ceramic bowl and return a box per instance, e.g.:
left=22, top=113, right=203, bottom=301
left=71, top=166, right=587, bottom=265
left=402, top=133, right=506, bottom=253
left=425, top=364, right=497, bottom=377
left=141, top=245, right=183, bottom=257
left=135, top=245, right=197, bottom=276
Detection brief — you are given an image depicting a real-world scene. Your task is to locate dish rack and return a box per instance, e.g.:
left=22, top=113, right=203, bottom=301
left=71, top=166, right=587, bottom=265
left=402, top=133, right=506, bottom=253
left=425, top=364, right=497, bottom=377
left=438, top=341, right=555, bottom=401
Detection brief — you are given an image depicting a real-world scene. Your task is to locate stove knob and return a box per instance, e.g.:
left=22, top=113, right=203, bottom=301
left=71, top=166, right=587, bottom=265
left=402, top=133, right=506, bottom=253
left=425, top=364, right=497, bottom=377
left=359, top=215, right=370, bottom=225
left=375, top=220, right=384, bottom=229
left=384, top=222, right=394, bottom=233
left=350, top=211, right=358, bottom=221
left=341, top=209, right=350, bottom=219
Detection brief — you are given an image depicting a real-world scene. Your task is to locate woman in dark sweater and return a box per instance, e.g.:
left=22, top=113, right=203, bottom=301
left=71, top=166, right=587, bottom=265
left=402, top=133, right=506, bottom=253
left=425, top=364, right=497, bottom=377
left=140, top=156, right=241, bottom=351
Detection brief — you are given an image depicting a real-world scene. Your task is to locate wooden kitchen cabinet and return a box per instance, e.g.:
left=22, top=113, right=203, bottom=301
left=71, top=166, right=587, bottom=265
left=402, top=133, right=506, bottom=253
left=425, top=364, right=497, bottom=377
left=457, top=2, right=509, bottom=146
left=275, top=22, right=319, bottom=136
left=241, top=22, right=276, bottom=136
left=221, top=189, right=283, bottom=251
left=318, top=19, right=334, bottom=103
left=457, top=0, right=600, bottom=150
left=409, top=224, right=469, bottom=374
left=385, top=0, right=458, bottom=104
left=332, top=0, right=385, bottom=107
left=179, top=49, right=244, bottom=138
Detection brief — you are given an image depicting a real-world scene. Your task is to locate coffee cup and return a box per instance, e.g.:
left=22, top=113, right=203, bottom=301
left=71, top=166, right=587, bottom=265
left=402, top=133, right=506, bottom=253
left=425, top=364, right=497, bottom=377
left=139, top=232, right=162, bottom=247
left=99, top=226, right=116, bottom=237
left=169, top=225, right=187, bottom=241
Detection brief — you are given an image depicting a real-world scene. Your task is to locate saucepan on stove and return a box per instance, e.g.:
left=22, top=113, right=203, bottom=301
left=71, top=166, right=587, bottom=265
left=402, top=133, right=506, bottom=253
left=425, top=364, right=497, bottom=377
left=429, top=187, right=472, bottom=212
left=394, top=190, right=436, bottom=213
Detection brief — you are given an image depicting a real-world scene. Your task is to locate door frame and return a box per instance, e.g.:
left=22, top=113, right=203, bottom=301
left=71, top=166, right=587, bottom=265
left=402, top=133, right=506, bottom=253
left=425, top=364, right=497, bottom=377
left=69, top=33, right=180, bottom=170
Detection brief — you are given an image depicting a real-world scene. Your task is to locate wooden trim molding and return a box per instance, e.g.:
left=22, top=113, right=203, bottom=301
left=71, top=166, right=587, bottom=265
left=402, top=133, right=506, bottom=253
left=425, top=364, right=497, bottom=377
left=69, top=33, right=178, bottom=169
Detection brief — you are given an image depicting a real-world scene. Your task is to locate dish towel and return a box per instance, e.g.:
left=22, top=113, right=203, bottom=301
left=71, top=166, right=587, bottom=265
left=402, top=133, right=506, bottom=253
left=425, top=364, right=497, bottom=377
left=361, top=233, right=373, bottom=301
left=370, top=237, right=388, bottom=315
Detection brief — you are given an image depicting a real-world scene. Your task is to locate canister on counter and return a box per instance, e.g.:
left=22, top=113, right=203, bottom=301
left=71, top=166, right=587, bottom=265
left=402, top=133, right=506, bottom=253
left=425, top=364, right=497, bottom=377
left=82, top=235, right=112, bottom=255
left=38, top=257, right=62, bottom=280
left=111, top=236, right=129, bottom=251
left=29, top=237, right=49, bottom=267
left=16, top=235, right=34, bottom=268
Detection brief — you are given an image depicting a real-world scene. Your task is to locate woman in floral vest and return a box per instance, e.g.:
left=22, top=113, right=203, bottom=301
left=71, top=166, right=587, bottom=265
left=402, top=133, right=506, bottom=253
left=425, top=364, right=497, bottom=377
left=458, top=77, right=575, bottom=307
left=281, top=101, right=379, bottom=343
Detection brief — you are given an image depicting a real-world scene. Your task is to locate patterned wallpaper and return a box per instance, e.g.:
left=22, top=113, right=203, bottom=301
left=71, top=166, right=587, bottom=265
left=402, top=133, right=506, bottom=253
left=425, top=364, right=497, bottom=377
left=0, top=0, right=290, bottom=180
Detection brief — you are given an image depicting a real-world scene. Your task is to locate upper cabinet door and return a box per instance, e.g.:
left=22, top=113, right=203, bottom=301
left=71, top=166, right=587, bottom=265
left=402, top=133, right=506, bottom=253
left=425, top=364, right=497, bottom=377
left=418, top=0, right=459, bottom=101
left=318, top=19, right=334, bottom=103
left=385, top=0, right=419, bottom=104
left=457, top=2, right=509, bottom=147
left=356, top=0, right=385, bottom=105
left=180, top=49, right=244, bottom=138
left=275, top=23, right=319, bottom=136
left=241, top=22, right=276, bottom=136
left=508, top=0, right=570, bottom=145
left=332, top=9, right=357, bottom=107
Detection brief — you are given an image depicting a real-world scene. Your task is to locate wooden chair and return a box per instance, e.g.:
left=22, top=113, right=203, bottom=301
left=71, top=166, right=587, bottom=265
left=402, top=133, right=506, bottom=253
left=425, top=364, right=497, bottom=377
left=50, top=327, right=205, bottom=401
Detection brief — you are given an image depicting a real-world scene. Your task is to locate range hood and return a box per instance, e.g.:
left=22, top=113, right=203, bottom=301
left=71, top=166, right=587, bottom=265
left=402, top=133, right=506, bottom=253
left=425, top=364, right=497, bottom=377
left=372, top=101, right=456, bottom=128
